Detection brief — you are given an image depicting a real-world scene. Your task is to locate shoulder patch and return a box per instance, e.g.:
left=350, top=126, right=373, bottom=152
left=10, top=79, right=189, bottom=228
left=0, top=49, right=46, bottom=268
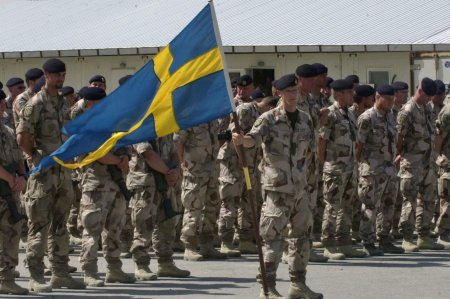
left=23, top=105, right=33, bottom=118
left=254, top=117, right=263, bottom=127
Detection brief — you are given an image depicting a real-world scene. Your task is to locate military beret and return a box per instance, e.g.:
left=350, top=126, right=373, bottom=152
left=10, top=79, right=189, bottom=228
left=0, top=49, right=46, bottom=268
left=325, top=77, right=334, bottom=87
left=295, top=64, right=317, bottom=78
left=78, top=86, right=89, bottom=98
left=83, top=87, right=106, bottom=101
left=118, top=75, right=132, bottom=86
left=435, top=80, right=446, bottom=94
left=274, top=74, right=298, bottom=90
left=0, top=90, right=6, bottom=100
left=311, top=63, right=328, bottom=75
left=421, top=77, right=437, bottom=96
left=250, top=90, right=265, bottom=100
left=376, top=84, right=394, bottom=96
left=43, top=58, right=66, bottom=73
left=89, top=75, right=106, bottom=84
left=6, top=77, right=24, bottom=87
left=59, top=86, right=75, bottom=97
left=330, top=79, right=353, bottom=91
left=391, top=81, right=409, bottom=91
left=33, top=76, right=45, bottom=94
left=237, top=75, right=253, bottom=87
left=345, top=75, right=360, bottom=84
left=25, top=68, right=44, bottom=81
left=0, top=81, right=3, bottom=89
left=355, top=85, right=375, bottom=97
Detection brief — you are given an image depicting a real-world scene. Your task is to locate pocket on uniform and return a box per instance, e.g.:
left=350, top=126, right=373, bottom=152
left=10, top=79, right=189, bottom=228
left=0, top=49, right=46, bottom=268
left=26, top=177, right=47, bottom=199
left=81, top=208, right=102, bottom=235
left=262, top=166, right=287, bottom=187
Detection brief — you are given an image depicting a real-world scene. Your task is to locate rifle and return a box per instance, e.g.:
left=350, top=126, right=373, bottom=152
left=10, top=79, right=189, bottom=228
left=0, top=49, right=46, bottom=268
left=0, top=162, right=27, bottom=224
left=107, top=147, right=134, bottom=202
left=149, top=140, right=181, bottom=220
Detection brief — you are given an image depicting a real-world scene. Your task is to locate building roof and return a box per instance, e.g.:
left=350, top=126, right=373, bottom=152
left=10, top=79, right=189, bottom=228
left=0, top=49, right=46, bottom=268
left=1, top=0, right=449, bottom=56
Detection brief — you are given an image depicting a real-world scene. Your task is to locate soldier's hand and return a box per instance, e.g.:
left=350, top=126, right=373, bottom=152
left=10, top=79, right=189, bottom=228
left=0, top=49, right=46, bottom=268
left=118, top=155, right=129, bottom=174
left=394, top=154, right=402, bottom=165
left=232, top=132, right=244, bottom=146
left=165, top=169, right=179, bottom=187
left=12, top=176, right=26, bottom=192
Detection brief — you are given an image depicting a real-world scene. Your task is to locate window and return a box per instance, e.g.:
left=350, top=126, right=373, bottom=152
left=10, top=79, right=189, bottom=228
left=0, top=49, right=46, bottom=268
left=368, top=69, right=390, bottom=89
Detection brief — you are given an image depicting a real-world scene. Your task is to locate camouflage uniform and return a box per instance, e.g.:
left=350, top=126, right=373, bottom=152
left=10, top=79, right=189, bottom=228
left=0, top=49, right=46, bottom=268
left=217, top=102, right=260, bottom=245
left=435, top=104, right=450, bottom=236
left=17, top=89, right=75, bottom=277
left=357, top=107, right=397, bottom=245
left=2, top=96, right=15, bottom=130
left=247, top=105, right=314, bottom=286
left=78, top=153, right=126, bottom=273
left=12, top=89, right=34, bottom=130
left=320, top=102, right=357, bottom=247
left=127, top=136, right=182, bottom=267
left=0, top=120, right=23, bottom=282
left=390, top=106, right=403, bottom=235
left=397, top=99, right=436, bottom=239
left=173, top=121, right=220, bottom=250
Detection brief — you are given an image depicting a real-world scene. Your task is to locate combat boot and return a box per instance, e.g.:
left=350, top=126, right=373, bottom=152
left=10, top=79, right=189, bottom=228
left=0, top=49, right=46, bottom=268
left=337, top=245, right=367, bottom=258
left=287, top=281, right=323, bottom=299
left=379, top=242, right=405, bottom=254
left=29, top=272, right=52, bottom=293
left=323, top=246, right=345, bottom=260
left=50, top=273, right=85, bottom=289
left=437, top=234, right=450, bottom=250
left=134, top=264, right=157, bottom=281
left=362, top=243, right=384, bottom=256
left=199, top=243, right=227, bottom=259
left=309, top=249, right=328, bottom=263
left=184, top=246, right=204, bottom=261
left=0, top=280, right=29, bottom=295
left=83, top=272, right=104, bottom=287
left=239, top=240, right=258, bottom=254
left=402, top=239, right=419, bottom=252
left=157, top=260, right=190, bottom=278
left=417, top=236, right=445, bottom=250
left=259, top=286, right=285, bottom=298
left=220, top=242, right=241, bottom=257
left=106, top=267, right=136, bottom=283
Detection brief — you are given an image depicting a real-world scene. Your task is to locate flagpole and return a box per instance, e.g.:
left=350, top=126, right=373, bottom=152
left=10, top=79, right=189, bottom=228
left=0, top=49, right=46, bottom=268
left=209, top=1, right=269, bottom=297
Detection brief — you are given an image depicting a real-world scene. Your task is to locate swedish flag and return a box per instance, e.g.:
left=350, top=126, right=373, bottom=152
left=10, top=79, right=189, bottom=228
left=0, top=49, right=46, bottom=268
left=32, top=3, right=234, bottom=173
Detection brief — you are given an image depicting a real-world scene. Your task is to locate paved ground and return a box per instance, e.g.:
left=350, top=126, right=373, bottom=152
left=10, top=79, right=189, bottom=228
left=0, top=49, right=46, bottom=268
left=4, top=243, right=450, bottom=299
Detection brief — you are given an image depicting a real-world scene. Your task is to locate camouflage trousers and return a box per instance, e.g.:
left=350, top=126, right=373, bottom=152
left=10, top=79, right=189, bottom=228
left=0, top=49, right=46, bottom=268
left=217, top=171, right=256, bottom=243
left=436, top=168, right=450, bottom=236
left=391, top=176, right=402, bottom=232
left=119, top=206, right=133, bottom=253
left=180, top=174, right=220, bottom=247
left=399, top=166, right=436, bottom=238
left=258, top=189, right=312, bottom=283
left=358, top=175, right=398, bottom=244
left=79, top=191, right=126, bottom=272
left=24, top=168, right=74, bottom=275
left=130, top=186, right=181, bottom=266
left=321, top=172, right=356, bottom=247
left=67, top=180, right=82, bottom=238
left=0, top=195, right=21, bottom=281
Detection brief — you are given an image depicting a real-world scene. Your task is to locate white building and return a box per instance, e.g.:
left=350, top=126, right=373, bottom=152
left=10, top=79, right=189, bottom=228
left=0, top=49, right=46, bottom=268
left=0, top=0, right=449, bottom=94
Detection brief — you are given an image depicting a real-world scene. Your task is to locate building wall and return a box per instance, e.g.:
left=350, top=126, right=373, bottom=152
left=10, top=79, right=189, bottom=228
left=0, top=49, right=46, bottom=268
left=0, top=52, right=410, bottom=94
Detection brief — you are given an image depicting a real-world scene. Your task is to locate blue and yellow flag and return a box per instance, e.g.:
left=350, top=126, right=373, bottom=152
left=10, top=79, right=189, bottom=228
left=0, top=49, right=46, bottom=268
left=32, top=3, right=234, bottom=173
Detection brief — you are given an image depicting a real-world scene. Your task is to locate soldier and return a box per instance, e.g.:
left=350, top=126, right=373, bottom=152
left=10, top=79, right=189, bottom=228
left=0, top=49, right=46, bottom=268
left=230, top=79, right=238, bottom=98
left=435, top=92, right=450, bottom=249
left=4, top=77, right=26, bottom=129
left=174, top=120, right=226, bottom=261
left=233, top=74, right=322, bottom=299
left=429, top=80, right=446, bottom=230
left=320, top=77, right=334, bottom=105
left=235, top=74, right=255, bottom=105
left=390, top=81, right=410, bottom=239
left=77, top=87, right=135, bottom=287
left=356, top=85, right=404, bottom=256
left=12, top=68, right=44, bottom=130
left=396, top=77, right=444, bottom=252
left=319, top=79, right=366, bottom=260
left=127, top=135, right=190, bottom=280
left=349, top=85, right=375, bottom=243
left=16, top=58, right=85, bottom=292
left=217, top=96, right=277, bottom=257
left=0, top=92, right=28, bottom=295
left=89, top=75, right=107, bottom=90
